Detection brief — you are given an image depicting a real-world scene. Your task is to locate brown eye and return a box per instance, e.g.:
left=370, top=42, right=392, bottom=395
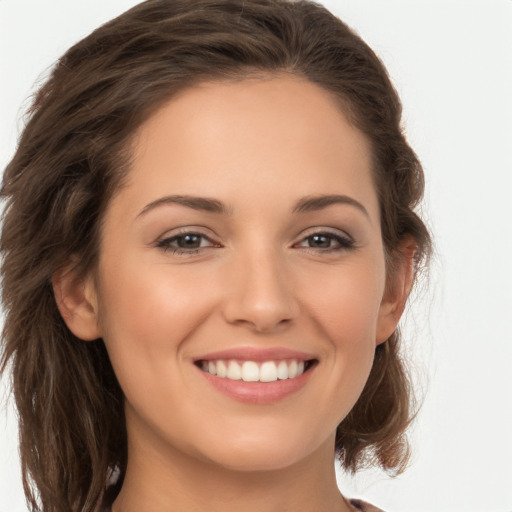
left=296, top=231, right=354, bottom=252
left=306, top=234, right=334, bottom=248
left=175, top=234, right=203, bottom=249
left=157, top=231, right=218, bottom=254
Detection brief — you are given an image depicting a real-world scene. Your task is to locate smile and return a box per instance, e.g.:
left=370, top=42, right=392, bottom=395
left=194, top=348, right=318, bottom=403
left=198, top=359, right=315, bottom=383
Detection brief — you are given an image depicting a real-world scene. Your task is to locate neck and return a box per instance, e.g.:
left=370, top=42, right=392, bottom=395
left=112, top=422, right=351, bottom=512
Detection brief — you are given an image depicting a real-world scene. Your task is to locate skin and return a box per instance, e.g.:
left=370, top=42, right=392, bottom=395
left=55, top=75, right=411, bottom=512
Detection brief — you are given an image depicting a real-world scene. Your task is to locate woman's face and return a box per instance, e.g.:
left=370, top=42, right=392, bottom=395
left=78, top=76, right=402, bottom=472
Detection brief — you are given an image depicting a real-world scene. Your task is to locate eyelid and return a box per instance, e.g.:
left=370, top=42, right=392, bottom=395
left=293, top=227, right=355, bottom=251
left=155, top=225, right=219, bottom=242
left=155, top=226, right=222, bottom=253
left=295, top=226, right=354, bottom=242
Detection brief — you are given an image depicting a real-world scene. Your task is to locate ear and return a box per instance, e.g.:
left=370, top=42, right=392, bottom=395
left=376, top=237, right=417, bottom=345
left=52, top=263, right=102, bottom=341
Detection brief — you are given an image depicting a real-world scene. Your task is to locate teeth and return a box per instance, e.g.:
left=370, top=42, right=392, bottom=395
left=217, top=360, right=227, bottom=378
left=277, top=360, right=288, bottom=379
left=227, top=360, right=242, bottom=380
left=288, top=360, right=298, bottom=379
left=260, top=361, right=278, bottom=382
left=241, top=361, right=259, bottom=382
left=201, top=359, right=309, bottom=382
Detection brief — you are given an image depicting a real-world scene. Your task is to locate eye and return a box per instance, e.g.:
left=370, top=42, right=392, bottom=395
left=296, top=231, right=354, bottom=252
left=156, top=231, right=219, bottom=255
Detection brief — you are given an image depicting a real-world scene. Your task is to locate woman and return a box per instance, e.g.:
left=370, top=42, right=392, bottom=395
left=0, top=1, right=431, bottom=511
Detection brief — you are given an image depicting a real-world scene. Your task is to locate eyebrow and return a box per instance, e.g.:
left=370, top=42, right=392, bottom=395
left=292, top=194, right=370, bottom=219
left=137, top=193, right=369, bottom=219
left=137, top=195, right=231, bottom=217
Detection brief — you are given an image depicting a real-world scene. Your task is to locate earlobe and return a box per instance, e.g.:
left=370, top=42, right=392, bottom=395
left=376, top=238, right=417, bottom=345
left=52, top=263, right=102, bottom=341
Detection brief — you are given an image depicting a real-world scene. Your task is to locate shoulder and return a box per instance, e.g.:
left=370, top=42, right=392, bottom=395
left=349, top=498, right=386, bottom=512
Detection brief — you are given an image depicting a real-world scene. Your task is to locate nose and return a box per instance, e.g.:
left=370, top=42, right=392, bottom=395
left=222, top=248, right=300, bottom=333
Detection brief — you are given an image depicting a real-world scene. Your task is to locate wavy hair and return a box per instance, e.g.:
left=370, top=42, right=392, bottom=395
left=0, top=1, right=431, bottom=510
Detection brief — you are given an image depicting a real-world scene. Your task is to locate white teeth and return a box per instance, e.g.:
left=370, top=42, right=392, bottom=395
left=202, top=359, right=309, bottom=382
left=260, top=361, right=278, bottom=382
left=277, top=360, right=289, bottom=379
left=288, top=360, right=298, bottom=379
left=227, top=360, right=242, bottom=380
left=217, top=360, right=227, bottom=378
left=241, top=361, right=259, bottom=382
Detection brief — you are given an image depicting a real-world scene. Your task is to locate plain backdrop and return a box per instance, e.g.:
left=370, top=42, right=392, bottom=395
left=1, top=1, right=511, bottom=511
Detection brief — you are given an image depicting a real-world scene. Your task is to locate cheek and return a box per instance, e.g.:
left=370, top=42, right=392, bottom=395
left=300, top=259, right=385, bottom=346
left=296, top=259, right=386, bottom=413
left=95, top=255, right=219, bottom=386
left=100, top=252, right=215, bottom=330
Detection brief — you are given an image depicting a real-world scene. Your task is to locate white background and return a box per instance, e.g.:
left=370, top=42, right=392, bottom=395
left=1, top=1, right=511, bottom=511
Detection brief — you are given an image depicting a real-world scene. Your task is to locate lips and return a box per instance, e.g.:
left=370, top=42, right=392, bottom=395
left=194, top=346, right=316, bottom=363
left=194, top=347, right=318, bottom=404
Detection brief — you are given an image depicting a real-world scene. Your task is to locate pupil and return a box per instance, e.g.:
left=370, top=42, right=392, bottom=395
left=178, top=234, right=201, bottom=248
left=310, top=234, right=330, bottom=248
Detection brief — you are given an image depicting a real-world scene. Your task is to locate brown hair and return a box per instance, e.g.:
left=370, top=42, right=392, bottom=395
left=0, top=1, right=431, bottom=511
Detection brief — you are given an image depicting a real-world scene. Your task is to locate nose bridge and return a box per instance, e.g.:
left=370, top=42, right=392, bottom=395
left=223, top=242, right=299, bottom=332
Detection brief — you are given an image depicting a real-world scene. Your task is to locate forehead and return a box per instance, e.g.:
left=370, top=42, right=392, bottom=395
left=114, top=75, right=378, bottom=221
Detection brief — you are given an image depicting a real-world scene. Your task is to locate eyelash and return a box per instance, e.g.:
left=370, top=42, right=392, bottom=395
left=156, top=230, right=219, bottom=256
left=295, top=231, right=355, bottom=253
left=156, top=229, right=355, bottom=256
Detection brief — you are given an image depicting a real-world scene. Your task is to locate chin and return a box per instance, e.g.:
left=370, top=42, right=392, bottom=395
left=192, top=427, right=328, bottom=473
left=206, top=448, right=306, bottom=473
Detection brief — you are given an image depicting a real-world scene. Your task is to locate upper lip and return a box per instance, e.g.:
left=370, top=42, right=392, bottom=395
left=194, top=346, right=317, bottom=362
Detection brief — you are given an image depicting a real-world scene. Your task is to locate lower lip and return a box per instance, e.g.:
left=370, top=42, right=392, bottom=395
left=197, top=365, right=315, bottom=404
